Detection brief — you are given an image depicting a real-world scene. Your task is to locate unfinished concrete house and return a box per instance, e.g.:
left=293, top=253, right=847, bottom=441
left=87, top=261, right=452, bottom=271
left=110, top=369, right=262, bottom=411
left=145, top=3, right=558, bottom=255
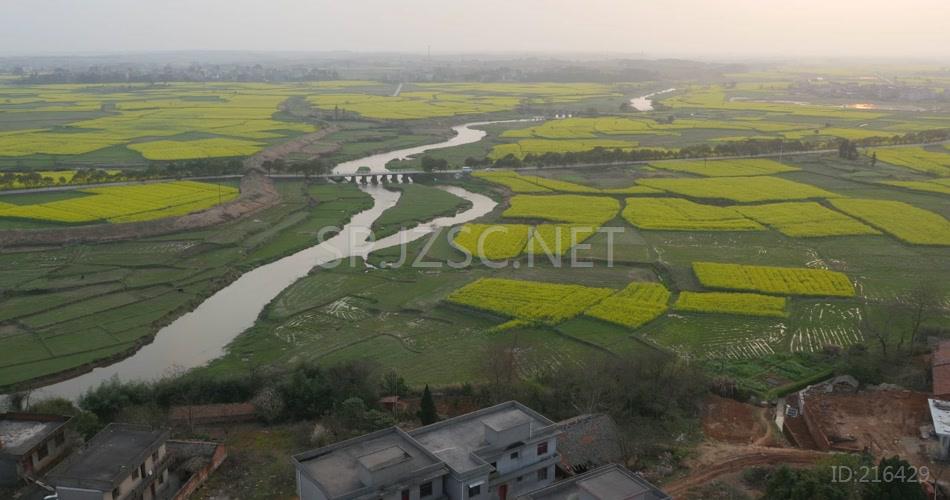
left=0, top=412, right=72, bottom=486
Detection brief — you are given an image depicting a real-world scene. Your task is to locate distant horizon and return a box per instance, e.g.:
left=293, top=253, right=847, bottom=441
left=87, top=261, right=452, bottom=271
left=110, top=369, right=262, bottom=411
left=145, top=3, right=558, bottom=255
left=0, top=49, right=948, bottom=67
left=4, top=0, right=950, bottom=60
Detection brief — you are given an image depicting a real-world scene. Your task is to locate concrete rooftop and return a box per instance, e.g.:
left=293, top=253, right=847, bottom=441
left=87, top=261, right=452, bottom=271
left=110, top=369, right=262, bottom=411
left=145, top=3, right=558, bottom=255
left=0, top=413, right=69, bottom=457
left=522, top=464, right=670, bottom=500
left=930, top=399, right=950, bottom=436
left=47, top=423, right=167, bottom=491
left=409, top=401, right=556, bottom=475
left=294, top=427, right=445, bottom=499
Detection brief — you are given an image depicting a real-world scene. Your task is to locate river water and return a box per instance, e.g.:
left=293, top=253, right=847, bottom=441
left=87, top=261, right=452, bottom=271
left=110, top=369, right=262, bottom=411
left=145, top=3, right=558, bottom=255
left=629, top=88, right=676, bottom=112
left=25, top=122, right=500, bottom=400
left=333, top=119, right=530, bottom=173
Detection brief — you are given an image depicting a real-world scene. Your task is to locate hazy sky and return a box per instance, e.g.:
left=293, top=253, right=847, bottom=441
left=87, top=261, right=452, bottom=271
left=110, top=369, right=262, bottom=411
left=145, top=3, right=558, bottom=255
left=4, top=0, right=950, bottom=59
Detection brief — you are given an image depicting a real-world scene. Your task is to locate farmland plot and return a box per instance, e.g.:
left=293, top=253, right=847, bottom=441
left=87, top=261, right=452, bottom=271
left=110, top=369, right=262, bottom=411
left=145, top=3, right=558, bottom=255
left=734, top=202, right=880, bottom=237
left=0, top=180, right=238, bottom=224
left=881, top=178, right=950, bottom=196
left=473, top=171, right=553, bottom=193
left=446, top=278, right=614, bottom=325
left=128, top=138, right=263, bottom=160
left=650, top=314, right=788, bottom=360
left=526, top=225, right=598, bottom=256
left=638, top=176, right=839, bottom=202
left=872, top=147, right=950, bottom=176
left=692, top=262, right=855, bottom=297
left=829, top=199, right=950, bottom=245
left=787, top=302, right=864, bottom=353
left=674, top=291, right=788, bottom=318
left=503, top=194, right=620, bottom=225
left=490, top=139, right=637, bottom=160
left=585, top=282, right=671, bottom=329
left=452, top=224, right=531, bottom=260
left=475, top=170, right=661, bottom=195
left=650, top=158, right=798, bottom=177
left=623, top=198, right=764, bottom=231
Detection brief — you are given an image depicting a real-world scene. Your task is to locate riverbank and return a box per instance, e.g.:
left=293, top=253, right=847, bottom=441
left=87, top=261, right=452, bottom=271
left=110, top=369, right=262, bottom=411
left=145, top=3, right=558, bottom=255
left=8, top=119, right=501, bottom=399
left=0, top=181, right=375, bottom=394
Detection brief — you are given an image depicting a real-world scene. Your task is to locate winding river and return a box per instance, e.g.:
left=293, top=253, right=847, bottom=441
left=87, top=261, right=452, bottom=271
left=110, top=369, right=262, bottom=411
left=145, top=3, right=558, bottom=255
left=630, top=88, right=676, bottom=111
left=26, top=122, right=501, bottom=401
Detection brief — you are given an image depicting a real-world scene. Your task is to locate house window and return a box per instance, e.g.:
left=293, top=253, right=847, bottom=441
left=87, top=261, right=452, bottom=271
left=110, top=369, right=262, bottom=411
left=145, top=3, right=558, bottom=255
left=509, top=451, right=519, bottom=460
left=55, top=432, right=65, bottom=447
left=468, top=483, right=481, bottom=498
left=420, top=481, right=433, bottom=497
left=37, top=442, right=49, bottom=461
left=152, top=450, right=159, bottom=463
left=537, top=468, right=549, bottom=481
left=132, top=466, right=140, bottom=480
left=401, top=489, right=410, bottom=500
left=516, top=476, right=523, bottom=482
left=112, top=486, right=121, bottom=499
left=140, top=463, right=146, bottom=479
left=490, top=462, right=497, bottom=470
left=537, top=442, right=548, bottom=455
left=158, top=470, right=164, bottom=485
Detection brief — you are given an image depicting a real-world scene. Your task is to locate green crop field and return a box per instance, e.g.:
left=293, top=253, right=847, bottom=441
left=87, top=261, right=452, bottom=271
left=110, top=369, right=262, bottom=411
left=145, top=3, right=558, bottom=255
left=623, top=197, right=764, bottom=231
left=585, top=282, right=671, bottom=329
left=881, top=178, right=950, bottom=195
left=446, top=278, right=615, bottom=327
left=474, top=170, right=660, bottom=195
left=872, top=146, right=950, bottom=176
left=638, top=176, right=840, bottom=202
left=3, top=63, right=949, bottom=402
left=0, top=181, right=372, bottom=388
left=692, top=262, right=855, bottom=297
left=734, top=202, right=881, bottom=237
left=503, top=194, right=620, bottom=225
left=371, top=184, right=470, bottom=238
left=829, top=198, right=950, bottom=245
left=650, top=158, right=798, bottom=177
left=452, top=223, right=531, bottom=260
left=0, top=82, right=333, bottom=162
left=0, top=180, right=238, bottom=224
left=674, top=291, right=788, bottom=318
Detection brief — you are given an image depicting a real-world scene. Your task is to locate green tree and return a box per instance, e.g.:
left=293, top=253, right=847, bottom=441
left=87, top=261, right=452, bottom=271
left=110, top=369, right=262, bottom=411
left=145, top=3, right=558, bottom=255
left=418, top=384, right=438, bottom=425
left=864, top=456, right=926, bottom=500
left=30, top=398, right=103, bottom=440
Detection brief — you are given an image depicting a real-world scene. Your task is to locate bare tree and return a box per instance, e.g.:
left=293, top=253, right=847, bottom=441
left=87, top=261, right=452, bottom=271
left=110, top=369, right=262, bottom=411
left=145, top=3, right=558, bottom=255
left=906, top=281, right=943, bottom=346
left=481, top=334, right=523, bottom=400
left=861, top=300, right=900, bottom=356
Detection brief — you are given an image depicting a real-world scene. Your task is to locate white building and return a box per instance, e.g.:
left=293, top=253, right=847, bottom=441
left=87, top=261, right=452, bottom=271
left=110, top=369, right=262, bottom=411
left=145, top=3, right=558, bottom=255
left=929, top=399, right=950, bottom=459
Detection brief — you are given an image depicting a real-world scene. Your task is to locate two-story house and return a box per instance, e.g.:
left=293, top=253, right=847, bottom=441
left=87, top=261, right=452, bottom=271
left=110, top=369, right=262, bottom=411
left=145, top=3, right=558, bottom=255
left=294, top=427, right=450, bottom=500
left=0, top=412, right=73, bottom=486
left=294, top=401, right=561, bottom=500
left=47, top=423, right=171, bottom=500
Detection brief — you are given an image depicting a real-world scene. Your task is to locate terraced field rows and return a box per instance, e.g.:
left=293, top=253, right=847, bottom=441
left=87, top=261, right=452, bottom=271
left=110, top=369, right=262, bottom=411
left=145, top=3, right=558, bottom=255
left=788, top=327, right=864, bottom=353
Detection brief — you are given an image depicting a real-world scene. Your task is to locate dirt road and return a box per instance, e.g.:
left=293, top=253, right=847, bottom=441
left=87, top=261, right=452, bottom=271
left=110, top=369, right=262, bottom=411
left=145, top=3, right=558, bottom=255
left=664, top=443, right=831, bottom=498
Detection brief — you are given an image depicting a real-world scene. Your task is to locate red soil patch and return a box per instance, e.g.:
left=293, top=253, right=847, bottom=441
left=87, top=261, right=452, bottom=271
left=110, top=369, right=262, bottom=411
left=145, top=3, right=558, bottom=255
left=702, top=394, right=768, bottom=444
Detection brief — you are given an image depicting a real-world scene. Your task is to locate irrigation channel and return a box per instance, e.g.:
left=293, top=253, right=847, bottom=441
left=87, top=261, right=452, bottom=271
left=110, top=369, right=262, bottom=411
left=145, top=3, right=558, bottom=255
left=24, top=120, right=515, bottom=400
